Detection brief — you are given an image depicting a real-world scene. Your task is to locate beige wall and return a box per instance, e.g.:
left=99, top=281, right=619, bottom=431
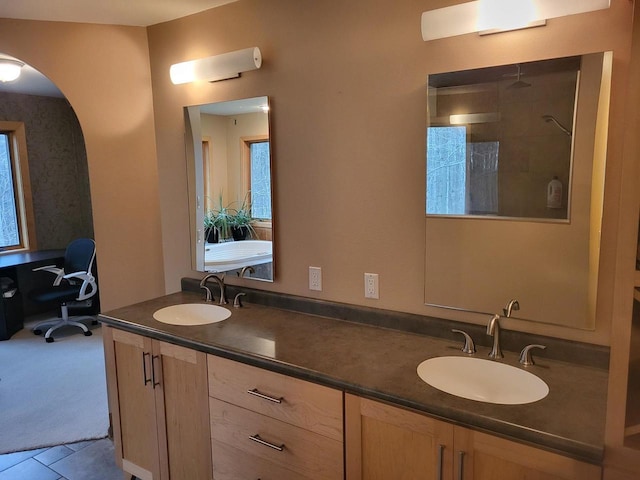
left=0, top=19, right=165, bottom=311
left=148, top=0, right=634, bottom=344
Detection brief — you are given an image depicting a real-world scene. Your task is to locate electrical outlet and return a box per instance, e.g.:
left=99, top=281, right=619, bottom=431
left=309, top=266, right=322, bottom=291
left=364, top=273, right=379, bottom=299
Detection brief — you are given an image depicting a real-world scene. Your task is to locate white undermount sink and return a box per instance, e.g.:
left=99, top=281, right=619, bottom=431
left=417, top=356, right=549, bottom=405
left=153, top=303, right=231, bottom=326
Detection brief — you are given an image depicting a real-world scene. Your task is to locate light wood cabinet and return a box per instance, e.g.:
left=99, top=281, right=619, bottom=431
left=103, top=326, right=212, bottom=480
left=345, top=394, right=601, bottom=480
left=454, top=426, right=601, bottom=480
left=345, top=393, right=453, bottom=480
left=208, top=355, right=344, bottom=480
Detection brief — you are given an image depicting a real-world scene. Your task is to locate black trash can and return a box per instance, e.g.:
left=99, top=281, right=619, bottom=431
left=0, top=277, right=24, bottom=340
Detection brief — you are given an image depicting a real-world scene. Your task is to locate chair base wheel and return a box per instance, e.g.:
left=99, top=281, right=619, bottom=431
left=33, top=329, right=42, bottom=335
left=45, top=337, right=54, bottom=343
left=84, top=330, right=92, bottom=337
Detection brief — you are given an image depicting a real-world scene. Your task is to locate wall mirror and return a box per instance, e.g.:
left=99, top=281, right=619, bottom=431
left=185, top=96, right=274, bottom=281
left=425, top=52, right=612, bottom=329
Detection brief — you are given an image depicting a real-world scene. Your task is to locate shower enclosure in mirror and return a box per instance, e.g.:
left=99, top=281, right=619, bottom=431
left=426, top=56, right=580, bottom=220
left=425, top=52, right=612, bottom=329
left=185, top=96, right=274, bottom=281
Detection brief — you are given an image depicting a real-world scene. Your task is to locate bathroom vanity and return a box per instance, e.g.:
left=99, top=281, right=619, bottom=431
left=100, top=290, right=607, bottom=480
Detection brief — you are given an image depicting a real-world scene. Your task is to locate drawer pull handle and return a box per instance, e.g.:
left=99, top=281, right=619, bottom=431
left=247, top=388, right=283, bottom=404
left=249, top=434, right=285, bottom=452
left=436, top=444, right=444, bottom=480
left=151, top=355, right=160, bottom=388
left=457, top=451, right=465, bottom=480
left=142, top=352, right=151, bottom=386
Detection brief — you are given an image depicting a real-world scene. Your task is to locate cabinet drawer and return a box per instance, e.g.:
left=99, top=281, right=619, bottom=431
left=207, top=355, right=343, bottom=441
left=212, top=440, right=314, bottom=480
left=210, top=398, right=343, bottom=480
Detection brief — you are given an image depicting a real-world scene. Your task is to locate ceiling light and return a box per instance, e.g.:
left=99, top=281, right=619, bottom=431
left=170, top=47, right=262, bottom=85
left=0, top=59, right=24, bottom=83
left=421, top=0, right=610, bottom=41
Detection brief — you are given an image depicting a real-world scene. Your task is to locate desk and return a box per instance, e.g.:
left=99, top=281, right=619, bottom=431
left=0, top=249, right=65, bottom=269
left=0, top=249, right=65, bottom=340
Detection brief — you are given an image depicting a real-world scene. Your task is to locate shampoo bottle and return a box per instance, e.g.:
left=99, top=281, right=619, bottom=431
left=547, top=176, right=563, bottom=209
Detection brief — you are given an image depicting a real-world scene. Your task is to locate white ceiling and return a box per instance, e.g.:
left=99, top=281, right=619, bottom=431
left=0, top=0, right=239, bottom=27
left=0, top=0, right=239, bottom=97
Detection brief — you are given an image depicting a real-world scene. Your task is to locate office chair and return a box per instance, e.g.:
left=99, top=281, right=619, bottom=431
left=29, top=238, right=98, bottom=343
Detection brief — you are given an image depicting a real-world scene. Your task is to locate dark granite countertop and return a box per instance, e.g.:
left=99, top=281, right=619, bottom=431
left=99, top=291, right=607, bottom=464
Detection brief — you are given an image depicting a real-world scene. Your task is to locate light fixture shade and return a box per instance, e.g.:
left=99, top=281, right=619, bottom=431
left=421, top=0, right=610, bottom=41
left=170, top=47, right=262, bottom=85
left=0, top=59, right=24, bottom=83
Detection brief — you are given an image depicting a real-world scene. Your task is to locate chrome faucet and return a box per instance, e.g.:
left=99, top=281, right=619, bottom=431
left=486, top=314, right=503, bottom=359
left=199, top=274, right=215, bottom=302
left=199, top=273, right=228, bottom=305
left=503, top=299, right=520, bottom=318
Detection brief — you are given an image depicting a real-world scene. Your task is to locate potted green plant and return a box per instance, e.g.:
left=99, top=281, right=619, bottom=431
left=230, top=194, right=256, bottom=241
left=205, top=193, right=235, bottom=242
left=204, top=210, right=218, bottom=243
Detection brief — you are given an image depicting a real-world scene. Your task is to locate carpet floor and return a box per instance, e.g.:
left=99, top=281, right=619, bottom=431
left=0, top=315, right=109, bottom=454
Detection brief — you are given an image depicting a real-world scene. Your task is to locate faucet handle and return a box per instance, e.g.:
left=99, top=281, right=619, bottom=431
left=200, top=285, right=214, bottom=303
left=452, top=329, right=476, bottom=354
left=503, top=299, right=520, bottom=317
left=519, top=344, right=547, bottom=366
left=233, top=292, right=246, bottom=308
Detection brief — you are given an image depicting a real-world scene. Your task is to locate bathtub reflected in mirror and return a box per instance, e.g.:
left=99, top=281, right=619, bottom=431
left=205, top=240, right=272, bottom=278
left=185, top=96, right=274, bottom=282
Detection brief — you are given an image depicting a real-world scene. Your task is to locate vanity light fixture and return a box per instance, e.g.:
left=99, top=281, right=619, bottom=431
left=170, top=47, right=262, bottom=85
left=421, top=0, right=610, bottom=41
left=0, top=59, right=24, bottom=83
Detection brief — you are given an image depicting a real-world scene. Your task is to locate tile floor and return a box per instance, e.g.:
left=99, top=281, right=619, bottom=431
left=0, top=438, right=125, bottom=480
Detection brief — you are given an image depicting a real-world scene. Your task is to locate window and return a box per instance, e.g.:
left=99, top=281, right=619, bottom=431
left=426, top=126, right=467, bottom=215
left=242, top=137, right=271, bottom=221
left=426, top=126, right=499, bottom=216
left=0, top=122, right=36, bottom=252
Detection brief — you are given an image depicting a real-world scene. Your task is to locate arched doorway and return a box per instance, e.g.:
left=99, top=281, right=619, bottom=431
left=0, top=53, right=108, bottom=459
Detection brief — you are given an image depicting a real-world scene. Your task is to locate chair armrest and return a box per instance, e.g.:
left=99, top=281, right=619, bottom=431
left=63, top=270, right=97, bottom=301
left=32, top=265, right=65, bottom=285
left=62, top=270, right=91, bottom=281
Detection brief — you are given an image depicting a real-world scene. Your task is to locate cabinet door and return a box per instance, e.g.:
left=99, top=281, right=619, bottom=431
left=152, top=340, right=212, bottom=480
left=345, top=394, right=454, bottom=480
left=454, top=426, right=602, bottom=480
left=103, top=327, right=161, bottom=480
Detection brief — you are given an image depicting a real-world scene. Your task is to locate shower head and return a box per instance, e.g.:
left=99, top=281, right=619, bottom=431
left=507, top=64, right=531, bottom=89
left=542, top=115, right=572, bottom=137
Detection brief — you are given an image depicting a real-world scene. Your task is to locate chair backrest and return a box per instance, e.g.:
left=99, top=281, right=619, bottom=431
left=65, top=238, right=96, bottom=275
